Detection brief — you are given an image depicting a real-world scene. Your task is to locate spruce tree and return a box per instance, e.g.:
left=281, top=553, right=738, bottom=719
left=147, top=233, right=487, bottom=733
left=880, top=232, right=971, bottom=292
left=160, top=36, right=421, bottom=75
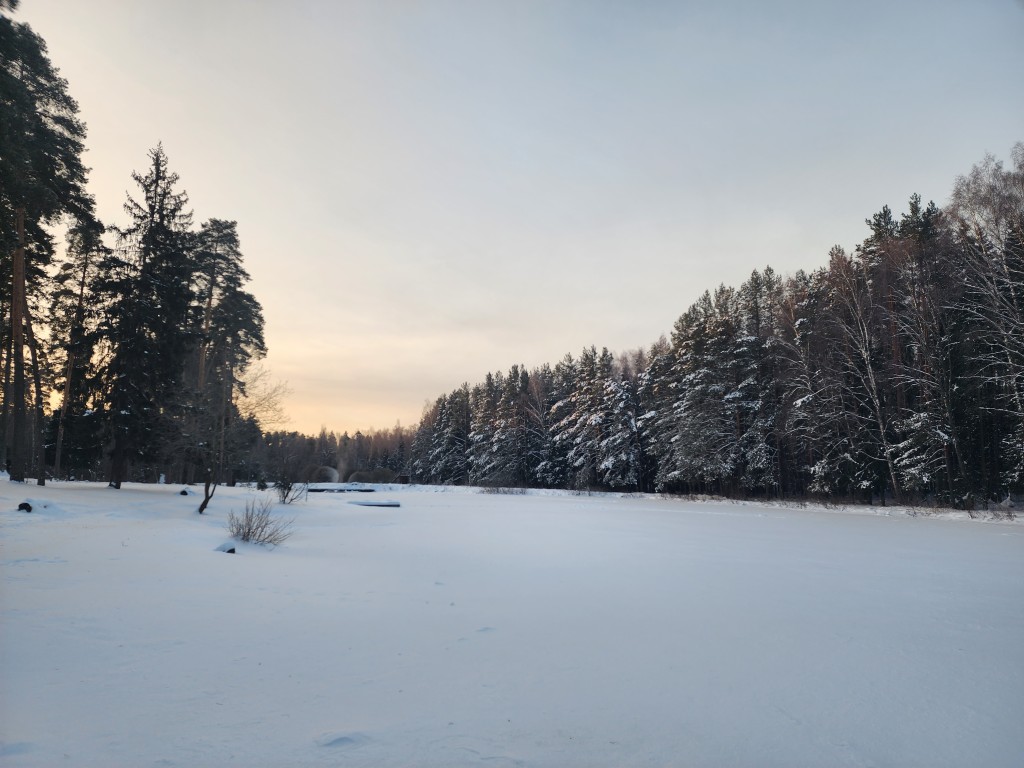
left=598, top=374, right=642, bottom=491
left=428, top=386, right=471, bottom=485
left=553, top=347, right=609, bottom=490
left=489, top=365, right=544, bottom=487
left=93, top=145, right=195, bottom=487
left=734, top=267, right=785, bottom=495
left=467, top=372, right=501, bottom=485
left=537, top=354, right=576, bottom=488
left=635, top=336, right=673, bottom=492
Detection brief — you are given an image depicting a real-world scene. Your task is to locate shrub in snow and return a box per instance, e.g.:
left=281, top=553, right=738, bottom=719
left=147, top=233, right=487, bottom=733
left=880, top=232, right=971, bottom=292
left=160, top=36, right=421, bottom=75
left=273, top=479, right=308, bottom=505
left=226, top=497, right=294, bottom=546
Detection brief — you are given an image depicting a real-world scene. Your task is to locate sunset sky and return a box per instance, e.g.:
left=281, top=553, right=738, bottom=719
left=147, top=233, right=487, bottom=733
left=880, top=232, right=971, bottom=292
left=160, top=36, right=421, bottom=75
left=17, top=0, right=1024, bottom=435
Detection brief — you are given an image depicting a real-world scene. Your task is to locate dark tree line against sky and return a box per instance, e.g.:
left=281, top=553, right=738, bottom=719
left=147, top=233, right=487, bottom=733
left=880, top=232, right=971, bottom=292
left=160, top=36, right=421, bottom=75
left=404, top=148, right=1024, bottom=509
left=1, top=0, right=89, bottom=483
left=2, top=4, right=266, bottom=509
left=252, top=148, right=1024, bottom=512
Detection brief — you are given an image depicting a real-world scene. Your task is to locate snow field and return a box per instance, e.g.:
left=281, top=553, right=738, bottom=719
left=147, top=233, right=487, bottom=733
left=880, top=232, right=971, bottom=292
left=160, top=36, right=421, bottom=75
left=2, top=482, right=1023, bottom=767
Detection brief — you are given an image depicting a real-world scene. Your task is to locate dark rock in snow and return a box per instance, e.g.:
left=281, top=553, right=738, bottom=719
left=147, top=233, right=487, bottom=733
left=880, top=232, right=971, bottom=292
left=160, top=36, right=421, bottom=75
left=18, top=502, right=32, bottom=513
left=215, top=542, right=236, bottom=554
left=179, top=489, right=189, bottom=496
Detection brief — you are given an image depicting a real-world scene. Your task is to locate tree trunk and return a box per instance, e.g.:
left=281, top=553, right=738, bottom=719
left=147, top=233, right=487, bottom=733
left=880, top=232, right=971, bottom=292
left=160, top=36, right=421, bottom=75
left=0, top=328, right=13, bottom=473
left=197, top=262, right=216, bottom=391
left=52, top=346, right=75, bottom=479
left=197, top=476, right=216, bottom=513
left=9, top=206, right=28, bottom=482
left=54, top=252, right=92, bottom=479
left=108, top=432, right=126, bottom=489
left=23, top=307, right=46, bottom=486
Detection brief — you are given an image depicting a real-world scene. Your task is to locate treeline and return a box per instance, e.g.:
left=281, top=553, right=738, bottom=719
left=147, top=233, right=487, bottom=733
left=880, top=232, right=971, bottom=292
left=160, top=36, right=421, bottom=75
left=1, top=4, right=270, bottom=507
left=406, top=148, right=1024, bottom=508
left=257, top=426, right=412, bottom=485
left=6, top=5, right=1022, bottom=508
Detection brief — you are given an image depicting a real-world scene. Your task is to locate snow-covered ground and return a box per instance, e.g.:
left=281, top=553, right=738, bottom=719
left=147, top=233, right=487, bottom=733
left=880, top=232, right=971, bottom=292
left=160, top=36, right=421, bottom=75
left=2, top=480, right=1022, bottom=767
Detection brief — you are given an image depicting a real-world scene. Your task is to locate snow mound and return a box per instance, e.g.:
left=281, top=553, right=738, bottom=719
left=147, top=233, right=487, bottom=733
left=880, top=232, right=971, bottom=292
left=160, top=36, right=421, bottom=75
left=316, top=732, right=370, bottom=749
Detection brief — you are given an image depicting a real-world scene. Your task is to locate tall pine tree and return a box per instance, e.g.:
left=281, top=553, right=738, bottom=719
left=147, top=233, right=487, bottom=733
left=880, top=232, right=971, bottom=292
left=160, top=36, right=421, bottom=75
left=1, top=3, right=92, bottom=482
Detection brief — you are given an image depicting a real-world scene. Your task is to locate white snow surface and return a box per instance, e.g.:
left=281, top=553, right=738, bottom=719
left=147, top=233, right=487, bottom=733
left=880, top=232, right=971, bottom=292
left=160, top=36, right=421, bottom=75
left=2, top=480, right=1023, bottom=767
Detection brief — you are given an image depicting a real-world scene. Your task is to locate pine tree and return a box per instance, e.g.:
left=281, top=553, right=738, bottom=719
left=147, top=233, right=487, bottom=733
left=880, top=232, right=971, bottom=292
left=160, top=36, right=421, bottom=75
left=734, top=267, right=785, bottom=495
left=48, top=217, right=106, bottom=478
left=187, top=218, right=265, bottom=510
left=1, top=5, right=92, bottom=482
left=880, top=197, right=965, bottom=499
left=823, top=245, right=904, bottom=502
left=778, top=269, right=859, bottom=497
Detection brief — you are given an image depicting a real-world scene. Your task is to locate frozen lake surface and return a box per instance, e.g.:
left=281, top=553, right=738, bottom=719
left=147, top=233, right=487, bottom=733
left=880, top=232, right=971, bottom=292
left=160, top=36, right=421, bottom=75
left=2, top=482, right=1022, bottom=766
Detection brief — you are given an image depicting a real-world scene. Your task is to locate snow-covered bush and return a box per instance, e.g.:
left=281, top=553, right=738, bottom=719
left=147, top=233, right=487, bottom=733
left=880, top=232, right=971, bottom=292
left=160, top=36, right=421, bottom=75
left=227, top=497, right=294, bottom=545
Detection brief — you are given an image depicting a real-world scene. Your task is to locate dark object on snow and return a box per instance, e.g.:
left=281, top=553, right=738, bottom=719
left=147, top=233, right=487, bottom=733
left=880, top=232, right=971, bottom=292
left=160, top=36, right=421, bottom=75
left=308, top=485, right=375, bottom=493
left=18, top=502, right=32, bottom=513
left=215, top=543, right=236, bottom=554
left=223, top=546, right=236, bottom=554
left=347, top=499, right=400, bottom=508
left=180, top=489, right=189, bottom=496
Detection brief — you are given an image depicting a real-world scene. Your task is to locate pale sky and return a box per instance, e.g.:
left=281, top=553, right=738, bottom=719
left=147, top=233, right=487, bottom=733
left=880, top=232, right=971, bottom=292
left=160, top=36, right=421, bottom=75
left=17, top=0, right=1024, bottom=435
